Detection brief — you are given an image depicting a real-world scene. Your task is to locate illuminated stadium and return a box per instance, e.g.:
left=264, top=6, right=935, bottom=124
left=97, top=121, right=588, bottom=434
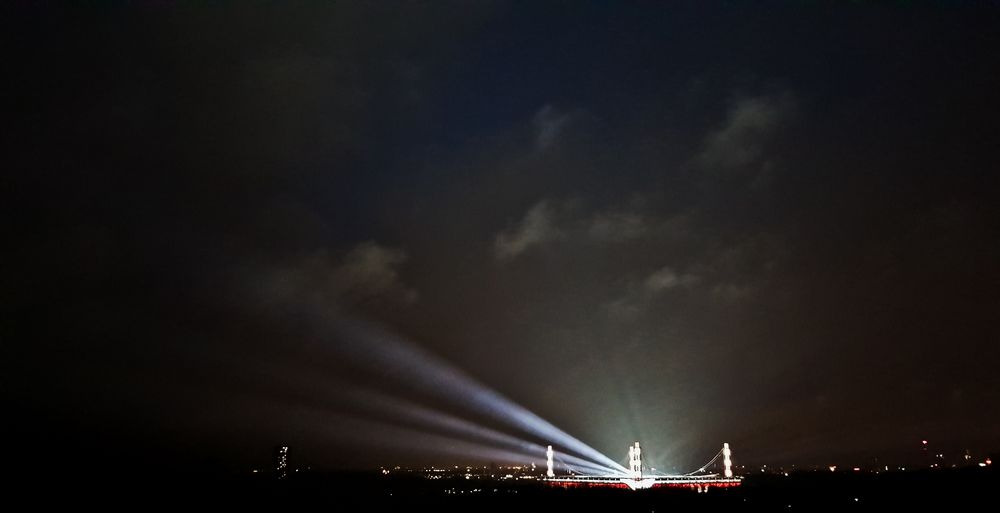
left=543, top=442, right=742, bottom=491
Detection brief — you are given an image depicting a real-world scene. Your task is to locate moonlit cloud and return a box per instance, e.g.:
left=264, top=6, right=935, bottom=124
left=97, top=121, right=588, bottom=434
left=644, top=266, right=699, bottom=292
left=495, top=200, right=653, bottom=260
left=604, top=265, right=699, bottom=321
left=532, top=104, right=574, bottom=150
left=267, top=241, right=417, bottom=308
left=587, top=209, right=648, bottom=242
left=698, top=93, right=793, bottom=171
left=494, top=200, right=562, bottom=260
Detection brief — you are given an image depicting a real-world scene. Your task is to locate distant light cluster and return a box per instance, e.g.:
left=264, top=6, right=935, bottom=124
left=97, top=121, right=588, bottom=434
left=276, top=446, right=289, bottom=480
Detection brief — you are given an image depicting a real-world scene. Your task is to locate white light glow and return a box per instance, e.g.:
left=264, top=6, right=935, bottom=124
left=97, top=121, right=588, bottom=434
left=723, top=442, right=733, bottom=478
left=629, top=442, right=642, bottom=479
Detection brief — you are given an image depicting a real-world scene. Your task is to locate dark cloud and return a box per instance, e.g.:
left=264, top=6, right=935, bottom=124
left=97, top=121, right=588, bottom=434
left=644, top=266, right=699, bottom=293
left=494, top=198, right=655, bottom=260
left=494, top=200, right=566, bottom=260
left=265, top=241, right=417, bottom=310
left=532, top=104, right=577, bottom=151
left=697, top=92, right=794, bottom=171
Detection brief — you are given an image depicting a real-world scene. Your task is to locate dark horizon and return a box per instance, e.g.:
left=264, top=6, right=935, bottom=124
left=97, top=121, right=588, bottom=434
left=4, top=1, right=1000, bottom=478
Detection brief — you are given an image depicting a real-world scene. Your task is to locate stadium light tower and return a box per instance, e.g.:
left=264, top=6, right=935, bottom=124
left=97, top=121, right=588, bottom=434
left=546, top=445, right=555, bottom=478
left=629, top=441, right=642, bottom=479
left=723, top=442, right=733, bottom=478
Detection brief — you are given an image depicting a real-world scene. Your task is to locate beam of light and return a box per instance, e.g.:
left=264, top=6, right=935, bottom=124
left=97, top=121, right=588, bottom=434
left=340, top=387, right=620, bottom=475
left=330, top=317, right=629, bottom=473
left=553, top=453, right=627, bottom=477
left=550, top=451, right=620, bottom=475
left=309, top=407, right=554, bottom=467
left=209, top=344, right=622, bottom=475
left=255, top=294, right=625, bottom=473
left=553, top=457, right=618, bottom=476
left=219, top=386, right=552, bottom=467
left=239, top=357, right=622, bottom=474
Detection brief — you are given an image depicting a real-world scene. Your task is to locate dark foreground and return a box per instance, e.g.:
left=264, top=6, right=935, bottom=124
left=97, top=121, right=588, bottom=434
left=32, top=466, right=998, bottom=511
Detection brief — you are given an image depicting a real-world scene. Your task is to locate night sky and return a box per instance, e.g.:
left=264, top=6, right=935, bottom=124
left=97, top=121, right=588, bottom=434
left=5, top=2, right=1000, bottom=475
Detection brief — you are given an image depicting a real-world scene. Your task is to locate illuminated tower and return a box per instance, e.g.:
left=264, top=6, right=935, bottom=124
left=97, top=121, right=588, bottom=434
left=723, top=443, right=733, bottom=478
left=629, top=441, right=642, bottom=479
left=546, top=445, right=555, bottom=478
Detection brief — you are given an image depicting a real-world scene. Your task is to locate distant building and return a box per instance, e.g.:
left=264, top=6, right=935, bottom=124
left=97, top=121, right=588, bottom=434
left=275, top=446, right=290, bottom=479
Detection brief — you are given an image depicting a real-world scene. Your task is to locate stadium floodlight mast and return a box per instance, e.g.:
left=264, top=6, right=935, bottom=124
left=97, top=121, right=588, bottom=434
left=723, top=442, right=733, bottom=478
left=628, top=441, right=642, bottom=479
